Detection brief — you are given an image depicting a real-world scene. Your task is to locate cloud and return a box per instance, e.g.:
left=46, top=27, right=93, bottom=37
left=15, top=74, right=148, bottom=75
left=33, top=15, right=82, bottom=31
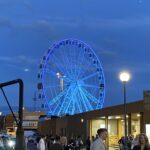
left=2, top=15, right=150, bottom=34
left=0, top=55, right=38, bottom=65
left=98, top=49, right=118, bottom=56
left=104, top=61, right=150, bottom=74
left=0, top=16, right=77, bottom=29
left=88, top=16, right=150, bottom=29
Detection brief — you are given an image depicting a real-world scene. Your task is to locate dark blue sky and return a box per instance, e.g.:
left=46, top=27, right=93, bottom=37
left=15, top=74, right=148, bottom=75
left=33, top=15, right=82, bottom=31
left=0, top=0, right=150, bottom=110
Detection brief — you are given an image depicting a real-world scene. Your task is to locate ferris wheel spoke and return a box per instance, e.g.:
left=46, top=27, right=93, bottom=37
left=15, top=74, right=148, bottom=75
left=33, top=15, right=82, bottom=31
left=77, top=88, right=89, bottom=112
left=44, top=98, right=52, bottom=114
left=82, top=84, right=100, bottom=89
left=80, top=60, right=96, bottom=80
left=80, top=72, right=98, bottom=81
left=51, top=101, right=60, bottom=115
left=63, top=51, right=76, bottom=79
left=64, top=96, right=72, bottom=114
left=47, top=57, right=65, bottom=76
left=48, top=89, right=67, bottom=106
left=57, top=86, right=72, bottom=116
left=68, top=44, right=77, bottom=78
left=45, top=64, right=72, bottom=83
left=81, top=87, right=98, bottom=103
left=78, top=87, right=93, bottom=111
left=76, top=90, right=83, bottom=113
left=64, top=86, right=77, bottom=114
left=76, top=52, right=87, bottom=79
left=70, top=87, right=79, bottom=115
left=76, top=94, right=82, bottom=113
left=75, top=48, right=86, bottom=79
left=63, top=77, right=72, bottom=83
left=44, top=69, right=57, bottom=76
left=50, top=52, right=72, bottom=79
left=59, top=53, right=72, bottom=79
left=73, top=45, right=78, bottom=78
left=59, top=45, right=76, bottom=79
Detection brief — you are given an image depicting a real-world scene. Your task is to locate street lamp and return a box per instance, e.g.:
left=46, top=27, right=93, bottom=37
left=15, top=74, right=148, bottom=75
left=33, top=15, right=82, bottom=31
left=56, top=72, right=65, bottom=91
left=119, top=71, right=130, bottom=150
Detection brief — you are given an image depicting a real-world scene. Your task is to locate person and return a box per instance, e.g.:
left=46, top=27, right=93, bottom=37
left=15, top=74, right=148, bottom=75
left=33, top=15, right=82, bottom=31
left=75, top=136, right=83, bottom=150
left=127, top=136, right=133, bottom=150
left=25, top=136, right=28, bottom=150
left=47, top=135, right=53, bottom=150
left=133, top=133, right=150, bottom=150
left=37, top=135, right=46, bottom=150
left=60, top=135, right=67, bottom=149
left=132, top=135, right=140, bottom=149
left=49, top=135, right=63, bottom=150
left=0, top=137, right=4, bottom=150
left=86, top=136, right=91, bottom=150
left=90, top=128, right=108, bottom=150
left=118, top=136, right=124, bottom=150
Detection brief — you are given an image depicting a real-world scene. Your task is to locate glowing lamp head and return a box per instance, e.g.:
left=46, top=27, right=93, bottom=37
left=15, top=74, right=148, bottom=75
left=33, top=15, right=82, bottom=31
left=119, top=72, right=130, bottom=82
left=81, top=118, right=84, bottom=123
left=8, top=140, right=15, bottom=147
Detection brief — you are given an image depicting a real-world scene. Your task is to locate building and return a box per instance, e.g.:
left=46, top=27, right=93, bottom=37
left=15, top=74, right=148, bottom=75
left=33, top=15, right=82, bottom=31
left=5, top=109, right=45, bottom=136
left=38, top=91, right=150, bottom=146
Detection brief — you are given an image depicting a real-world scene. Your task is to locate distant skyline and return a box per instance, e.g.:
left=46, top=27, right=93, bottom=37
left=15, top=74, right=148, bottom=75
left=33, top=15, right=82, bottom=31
left=0, top=0, right=150, bottom=112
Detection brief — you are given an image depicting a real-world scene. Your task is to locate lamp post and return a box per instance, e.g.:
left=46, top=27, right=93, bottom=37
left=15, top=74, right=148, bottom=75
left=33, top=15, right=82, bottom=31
left=119, top=72, right=130, bottom=150
left=56, top=72, right=65, bottom=91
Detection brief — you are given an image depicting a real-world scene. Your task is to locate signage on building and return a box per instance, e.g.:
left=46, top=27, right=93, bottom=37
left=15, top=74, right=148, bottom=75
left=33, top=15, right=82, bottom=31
left=23, top=116, right=39, bottom=120
left=22, top=121, right=37, bottom=127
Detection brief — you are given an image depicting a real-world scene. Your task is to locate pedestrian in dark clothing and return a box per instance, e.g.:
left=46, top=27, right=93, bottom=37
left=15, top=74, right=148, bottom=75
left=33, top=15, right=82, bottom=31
left=118, top=136, right=124, bottom=150
left=133, top=133, right=150, bottom=150
left=86, top=136, right=90, bottom=150
left=75, top=136, right=83, bottom=150
left=49, top=135, right=63, bottom=150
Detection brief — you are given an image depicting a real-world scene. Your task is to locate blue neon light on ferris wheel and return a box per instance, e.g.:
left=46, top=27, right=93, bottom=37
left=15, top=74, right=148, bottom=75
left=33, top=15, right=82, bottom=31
left=37, top=38, right=105, bottom=116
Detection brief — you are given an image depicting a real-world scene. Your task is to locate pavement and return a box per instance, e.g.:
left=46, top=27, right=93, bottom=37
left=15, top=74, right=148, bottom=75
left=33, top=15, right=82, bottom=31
left=26, top=143, right=119, bottom=150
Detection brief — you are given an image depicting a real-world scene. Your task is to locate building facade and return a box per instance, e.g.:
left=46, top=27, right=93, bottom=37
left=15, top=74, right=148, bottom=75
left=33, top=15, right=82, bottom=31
left=5, top=110, right=45, bottom=136
left=38, top=91, right=150, bottom=146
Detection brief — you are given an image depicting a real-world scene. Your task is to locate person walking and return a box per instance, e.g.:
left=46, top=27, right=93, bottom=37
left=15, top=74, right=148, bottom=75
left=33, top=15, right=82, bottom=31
left=86, top=136, right=91, bottom=150
left=132, top=135, right=140, bottom=149
left=60, top=135, right=67, bottom=149
left=90, top=128, right=108, bottom=150
left=37, top=135, right=46, bottom=150
left=118, top=136, right=124, bottom=150
left=49, top=135, right=63, bottom=150
left=25, top=136, right=28, bottom=150
left=133, top=133, right=150, bottom=150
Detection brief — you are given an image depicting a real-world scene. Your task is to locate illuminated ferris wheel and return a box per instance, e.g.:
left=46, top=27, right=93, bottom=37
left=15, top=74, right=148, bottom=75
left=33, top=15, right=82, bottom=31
left=37, top=38, right=105, bottom=116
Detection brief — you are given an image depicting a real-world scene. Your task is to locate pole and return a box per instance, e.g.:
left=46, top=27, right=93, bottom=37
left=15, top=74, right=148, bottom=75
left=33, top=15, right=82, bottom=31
left=123, top=81, right=127, bottom=150
left=0, top=79, right=24, bottom=150
left=15, top=79, right=24, bottom=150
left=0, top=88, right=19, bottom=126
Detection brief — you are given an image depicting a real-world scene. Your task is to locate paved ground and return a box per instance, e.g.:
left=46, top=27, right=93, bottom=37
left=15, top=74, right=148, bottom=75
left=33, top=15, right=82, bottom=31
left=26, top=143, right=119, bottom=150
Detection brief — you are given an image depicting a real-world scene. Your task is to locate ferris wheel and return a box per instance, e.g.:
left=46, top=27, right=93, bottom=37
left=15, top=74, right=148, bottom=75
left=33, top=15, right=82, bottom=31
left=37, top=38, right=105, bottom=116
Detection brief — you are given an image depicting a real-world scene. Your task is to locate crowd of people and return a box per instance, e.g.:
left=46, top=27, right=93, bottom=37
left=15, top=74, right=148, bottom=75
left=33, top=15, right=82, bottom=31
left=24, top=128, right=150, bottom=150
left=118, top=134, right=150, bottom=150
left=90, top=128, right=150, bottom=150
left=25, top=134, right=85, bottom=150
